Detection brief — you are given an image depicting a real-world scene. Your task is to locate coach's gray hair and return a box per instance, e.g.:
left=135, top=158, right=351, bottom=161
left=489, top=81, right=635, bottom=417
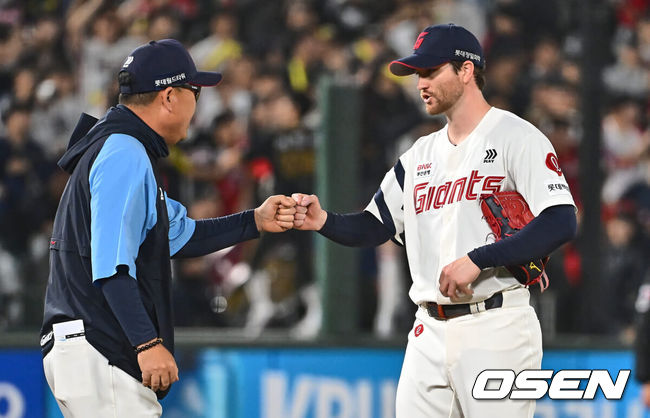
left=118, top=91, right=160, bottom=106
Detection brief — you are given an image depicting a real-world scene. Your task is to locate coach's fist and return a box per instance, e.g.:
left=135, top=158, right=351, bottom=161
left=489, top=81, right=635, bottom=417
left=291, top=193, right=327, bottom=230
left=137, top=340, right=179, bottom=393
left=439, top=255, right=480, bottom=302
left=254, top=195, right=297, bottom=232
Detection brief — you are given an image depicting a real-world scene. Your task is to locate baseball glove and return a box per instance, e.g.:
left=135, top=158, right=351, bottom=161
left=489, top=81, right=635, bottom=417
left=479, top=191, right=549, bottom=291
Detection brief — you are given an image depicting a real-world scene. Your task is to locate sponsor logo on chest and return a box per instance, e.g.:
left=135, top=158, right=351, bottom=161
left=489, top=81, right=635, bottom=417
left=416, top=162, right=433, bottom=177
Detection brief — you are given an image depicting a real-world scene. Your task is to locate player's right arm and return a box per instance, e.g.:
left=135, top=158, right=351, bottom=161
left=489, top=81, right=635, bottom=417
left=293, top=158, right=406, bottom=247
left=292, top=192, right=393, bottom=247
left=292, top=193, right=394, bottom=247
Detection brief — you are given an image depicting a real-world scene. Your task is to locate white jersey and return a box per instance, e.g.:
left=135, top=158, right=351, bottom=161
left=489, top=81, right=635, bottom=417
left=365, top=107, right=576, bottom=305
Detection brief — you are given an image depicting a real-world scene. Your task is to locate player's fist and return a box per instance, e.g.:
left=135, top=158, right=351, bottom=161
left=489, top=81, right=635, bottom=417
left=439, top=255, right=480, bottom=302
left=254, top=195, right=296, bottom=233
left=291, top=193, right=327, bottom=231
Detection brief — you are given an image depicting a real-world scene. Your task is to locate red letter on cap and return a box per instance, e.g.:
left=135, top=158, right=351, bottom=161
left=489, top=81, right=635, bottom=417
left=414, top=32, right=428, bottom=50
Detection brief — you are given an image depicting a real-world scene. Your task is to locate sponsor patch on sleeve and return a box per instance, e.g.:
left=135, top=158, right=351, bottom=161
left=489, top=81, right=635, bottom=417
left=544, top=180, right=571, bottom=196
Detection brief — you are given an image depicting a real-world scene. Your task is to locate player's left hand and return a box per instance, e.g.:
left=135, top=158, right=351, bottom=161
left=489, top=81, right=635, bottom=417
left=254, top=195, right=296, bottom=232
left=439, top=255, right=480, bottom=302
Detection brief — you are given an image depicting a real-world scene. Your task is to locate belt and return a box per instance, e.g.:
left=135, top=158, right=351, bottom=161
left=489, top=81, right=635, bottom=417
left=422, top=292, right=504, bottom=320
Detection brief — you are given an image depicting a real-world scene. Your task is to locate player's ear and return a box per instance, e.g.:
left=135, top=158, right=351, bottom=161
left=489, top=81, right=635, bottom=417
left=461, top=61, right=475, bottom=84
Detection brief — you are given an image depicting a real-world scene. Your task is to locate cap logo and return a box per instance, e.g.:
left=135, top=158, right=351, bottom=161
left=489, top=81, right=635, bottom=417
left=154, top=73, right=186, bottom=87
left=454, top=50, right=481, bottom=62
left=123, top=56, right=134, bottom=68
left=414, top=32, right=428, bottom=50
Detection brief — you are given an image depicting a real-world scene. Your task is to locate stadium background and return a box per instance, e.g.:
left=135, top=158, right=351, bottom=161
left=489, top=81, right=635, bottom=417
left=0, top=0, right=649, bottom=417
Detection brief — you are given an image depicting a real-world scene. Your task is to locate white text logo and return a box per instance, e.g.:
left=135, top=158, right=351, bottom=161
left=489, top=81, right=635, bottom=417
left=472, top=369, right=630, bottom=400
left=154, top=73, right=186, bottom=87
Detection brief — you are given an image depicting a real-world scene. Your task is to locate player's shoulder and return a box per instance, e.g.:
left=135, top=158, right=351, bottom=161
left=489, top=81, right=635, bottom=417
left=492, top=108, right=539, bottom=132
left=490, top=108, right=548, bottom=143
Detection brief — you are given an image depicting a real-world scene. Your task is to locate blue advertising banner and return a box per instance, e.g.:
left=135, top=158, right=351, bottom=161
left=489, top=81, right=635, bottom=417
left=0, top=347, right=649, bottom=417
left=160, top=348, right=650, bottom=418
left=163, top=348, right=650, bottom=418
left=161, top=348, right=404, bottom=418
left=0, top=350, right=45, bottom=418
left=537, top=350, right=648, bottom=418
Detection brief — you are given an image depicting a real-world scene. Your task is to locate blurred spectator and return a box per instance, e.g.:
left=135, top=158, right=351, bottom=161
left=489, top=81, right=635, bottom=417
left=190, top=12, right=241, bottom=72
left=483, top=52, right=524, bottom=113
left=601, top=97, right=650, bottom=203
left=285, top=31, right=325, bottom=95
left=603, top=40, right=650, bottom=99
left=31, top=67, right=83, bottom=158
left=146, top=7, right=182, bottom=40
left=245, top=92, right=318, bottom=337
left=636, top=15, right=650, bottom=66
left=11, top=65, right=37, bottom=107
left=603, top=211, right=646, bottom=341
left=483, top=2, right=524, bottom=61
left=72, top=6, right=142, bottom=116
left=432, top=0, right=487, bottom=42
left=361, top=66, right=422, bottom=197
left=526, top=75, right=578, bottom=130
left=0, top=22, right=23, bottom=73
left=22, top=15, right=66, bottom=75
left=0, top=104, right=52, bottom=257
left=0, top=244, right=21, bottom=330
left=187, top=110, right=251, bottom=215
left=384, top=2, right=422, bottom=58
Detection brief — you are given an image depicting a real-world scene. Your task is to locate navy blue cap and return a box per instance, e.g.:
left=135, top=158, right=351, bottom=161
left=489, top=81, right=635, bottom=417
left=389, top=24, right=484, bottom=76
left=118, top=39, right=222, bottom=94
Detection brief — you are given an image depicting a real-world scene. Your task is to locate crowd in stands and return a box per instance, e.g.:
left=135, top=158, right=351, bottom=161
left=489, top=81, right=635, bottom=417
left=0, top=0, right=649, bottom=342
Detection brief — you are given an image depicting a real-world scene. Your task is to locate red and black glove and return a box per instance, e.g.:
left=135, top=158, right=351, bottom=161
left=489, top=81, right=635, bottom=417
left=480, top=191, right=549, bottom=291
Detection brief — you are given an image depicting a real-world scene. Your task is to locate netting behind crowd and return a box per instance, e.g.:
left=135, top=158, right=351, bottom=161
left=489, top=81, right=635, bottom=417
left=0, top=0, right=648, bottom=341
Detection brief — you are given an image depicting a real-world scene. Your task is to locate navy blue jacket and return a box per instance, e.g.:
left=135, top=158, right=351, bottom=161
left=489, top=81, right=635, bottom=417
left=40, top=105, right=174, bottom=397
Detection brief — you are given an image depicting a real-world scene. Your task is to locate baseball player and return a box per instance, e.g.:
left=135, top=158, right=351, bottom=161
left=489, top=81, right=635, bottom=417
left=292, top=24, right=577, bottom=417
left=39, top=39, right=296, bottom=417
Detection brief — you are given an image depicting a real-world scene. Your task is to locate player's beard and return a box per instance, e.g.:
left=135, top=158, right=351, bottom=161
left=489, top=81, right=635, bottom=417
left=424, top=79, right=463, bottom=116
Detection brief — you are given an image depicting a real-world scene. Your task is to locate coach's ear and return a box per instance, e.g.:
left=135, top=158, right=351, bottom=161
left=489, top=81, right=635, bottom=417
left=157, top=87, right=176, bottom=113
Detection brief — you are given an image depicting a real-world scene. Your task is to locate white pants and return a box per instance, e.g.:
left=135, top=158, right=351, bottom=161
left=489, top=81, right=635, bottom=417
left=395, top=288, right=542, bottom=418
left=43, top=336, right=162, bottom=418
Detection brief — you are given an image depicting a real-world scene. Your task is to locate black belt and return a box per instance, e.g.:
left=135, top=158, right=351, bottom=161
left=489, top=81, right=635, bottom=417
left=423, top=292, right=504, bottom=320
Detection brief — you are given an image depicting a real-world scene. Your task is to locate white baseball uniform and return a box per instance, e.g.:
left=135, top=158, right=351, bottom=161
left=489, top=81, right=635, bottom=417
left=365, top=107, right=576, bottom=417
